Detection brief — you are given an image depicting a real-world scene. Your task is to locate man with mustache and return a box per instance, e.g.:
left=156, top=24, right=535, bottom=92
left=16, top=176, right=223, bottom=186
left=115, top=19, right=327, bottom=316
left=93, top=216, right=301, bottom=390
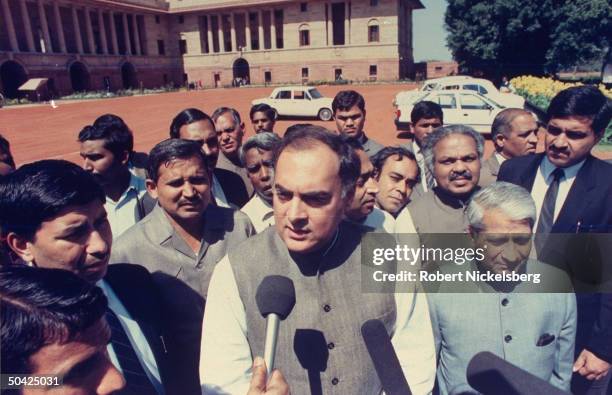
left=212, top=107, right=254, bottom=197
left=1, top=160, right=173, bottom=394
left=396, top=125, right=484, bottom=234
left=372, top=146, right=420, bottom=217
left=479, top=108, right=539, bottom=186
left=78, top=124, right=149, bottom=238
left=111, top=139, right=255, bottom=393
left=200, top=125, right=435, bottom=394
left=240, top=132, right=282, bottom=233
left=250, top=103, right=277, bottom=134
left=344, top=138, right=396, bottom=233
left=332, top=90, right=384, bottom=158
left=498, top=86, right=612, bottom=395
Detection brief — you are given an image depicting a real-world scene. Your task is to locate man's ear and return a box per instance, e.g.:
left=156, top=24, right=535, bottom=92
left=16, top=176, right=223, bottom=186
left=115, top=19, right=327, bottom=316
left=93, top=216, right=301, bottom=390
left=494, top=133, right=505, bottom=150
left=5, top=232, right=34, bottom=264
left=145, top=179, right=159, bottom=199
left=239, top=122, right=246, bottom=135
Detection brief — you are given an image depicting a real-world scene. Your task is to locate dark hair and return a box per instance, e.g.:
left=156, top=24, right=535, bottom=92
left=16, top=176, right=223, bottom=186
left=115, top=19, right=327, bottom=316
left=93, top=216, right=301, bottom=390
left=147, top=138, right=208, bottom=182
left=78, top=123, right=133, bottom=159
left=273, top=124, right=360, bottom=198
left=340, top=134, right=365, bottom=151
left=169, top=108, right=213, bottom=139
left=0, top=160, right=104, bottom=240
left=249, top=103, right=277, bottom=121
left=0, top=134, right=16, bottom=168
left=332, top=90, right=366, bottom=114
left=410, top=101, right=444, bottom=125
left=1, top=266, right=107, bottom=375
left=371, top=146, right=420, bottom=182
left=547, top=85, right=612, bottom=136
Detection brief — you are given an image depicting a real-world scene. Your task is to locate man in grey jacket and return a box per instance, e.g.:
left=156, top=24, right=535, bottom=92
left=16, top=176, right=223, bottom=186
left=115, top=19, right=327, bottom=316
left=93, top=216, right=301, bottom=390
left=111, top=138, right=255, bottom=393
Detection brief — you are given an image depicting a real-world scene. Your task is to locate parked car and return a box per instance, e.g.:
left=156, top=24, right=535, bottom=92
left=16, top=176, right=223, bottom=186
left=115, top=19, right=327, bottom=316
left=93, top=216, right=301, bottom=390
left=395, top=75, right=525, bottom=109
left=394, top=90, right=505, bottom=134
left=251, top=86, right=334, bottom=121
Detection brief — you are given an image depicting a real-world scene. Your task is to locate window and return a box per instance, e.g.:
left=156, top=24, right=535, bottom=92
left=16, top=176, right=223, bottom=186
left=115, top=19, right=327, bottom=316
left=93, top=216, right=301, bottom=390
left=436, top=94, right=457, bottom=109
left=367, top=20, right=380, bottom=42
left=300, top=2, right=308, bottom=12
left=434, top=66, right=443, bottom=71
left=157, top=40, right=165, bottom=55
left=370, top=0, right=378, bottom=5
left=265, top=71, right=272, bottom=83
left=178, top=15, right=184, bottom=24
left=299, top=30, right=310, bottom=46
left=294, top=91, right=306, bottom=100
left=276, top=90, right=291, bottom=99
left=155, top=15, right=160, bottom=24
left=478, top=86, right=488, bottom=95
left=309, top=88, right=323, bottom=99
left=369, top=65, right=377, bottom=76
left=335, top=68, right=343, bottom=80
left=463, top=84, right=480, bottom=92
left=179, top=39, right=187, bottom=54
left=460, top=94, right=489, bottom=110
left=302, top=67, right=309, bottom=78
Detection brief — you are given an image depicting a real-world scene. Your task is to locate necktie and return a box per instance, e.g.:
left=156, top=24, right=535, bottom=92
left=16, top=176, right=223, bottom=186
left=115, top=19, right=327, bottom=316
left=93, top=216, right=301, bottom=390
left=106, top=308, right=158, bottom=395
left=535, top=168, right=564, bottom=254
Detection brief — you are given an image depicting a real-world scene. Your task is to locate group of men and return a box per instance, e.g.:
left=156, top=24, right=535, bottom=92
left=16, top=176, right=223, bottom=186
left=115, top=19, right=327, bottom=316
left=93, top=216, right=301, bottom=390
left=1, top=85, right=611, bottom=395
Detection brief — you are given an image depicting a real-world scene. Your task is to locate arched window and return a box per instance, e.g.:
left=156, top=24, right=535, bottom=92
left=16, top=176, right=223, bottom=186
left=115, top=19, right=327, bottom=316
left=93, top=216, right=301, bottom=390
left=368, top=19, right=380, bottom=42
left=299, top=24, right=310, bottom=46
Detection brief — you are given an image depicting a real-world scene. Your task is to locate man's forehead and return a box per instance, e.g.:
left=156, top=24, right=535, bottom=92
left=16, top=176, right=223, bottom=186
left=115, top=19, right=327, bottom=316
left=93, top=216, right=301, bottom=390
left=383, top=155, right=416, bottom=172
left=415, top=117, right=442, bottom=126
left=158, top=156, right=206, bottom=176
left=335, top=106, right=364, bottom=116
left=252, top=111, right=270, bottom=120
left=216, top=113, right=237, bottom=128
left=181, top=121, right=215, bottom=139
left=245, top=147, right=272, bottom=162
left=80, top=139, right=108, bottom=152
left=276, top=146, right=341, bottom=181
left=548, top=116, right=594, bottom=132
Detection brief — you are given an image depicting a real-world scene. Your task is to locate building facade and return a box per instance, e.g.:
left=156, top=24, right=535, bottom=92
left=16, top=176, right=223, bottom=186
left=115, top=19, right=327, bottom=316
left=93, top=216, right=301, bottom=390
left=0, top=0, right=423, bottom=97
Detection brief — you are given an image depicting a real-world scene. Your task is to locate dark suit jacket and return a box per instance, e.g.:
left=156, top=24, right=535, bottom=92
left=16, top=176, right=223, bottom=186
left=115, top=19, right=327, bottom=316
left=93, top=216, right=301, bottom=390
left=498, top=153, right=612, bottom=362
left=105, top=264, right=182, bottom=394
left=214, top=167, right=250, bottom=208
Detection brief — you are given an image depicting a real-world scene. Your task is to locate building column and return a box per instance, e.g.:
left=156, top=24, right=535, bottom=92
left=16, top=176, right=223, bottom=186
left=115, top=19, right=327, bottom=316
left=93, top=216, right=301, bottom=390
left=37, top=0, right=52, bottom=53
left=122, top=12, right=131, bottom=55
left=0, top=0, right=19, bottom=51
left=53, top=0, right=67, bottom=53
left=84, top=7, right=95, bottom=53
left=97, top=9, right=108, bottom=55
left=72, top=5, right=84, bottom=53
left=345, top=1, right=350, bottom=44
left=270, top=10, right=276, bottom=50
left=244, top=12, right=251, bottom=51
left=109, top=11, right=119, bottom=54
left=217, top=14, right=224, bottom=52
left=258, top=9, right=264, bottom=50
left=206, top=14, right=213, bottom=53
left=133, top=15, right=142, bottom=55
left=230, top=13, right=236, bottom=52
left=326, top=3, right=332, bottom=46
left=19, top=0, right=36, bottom=51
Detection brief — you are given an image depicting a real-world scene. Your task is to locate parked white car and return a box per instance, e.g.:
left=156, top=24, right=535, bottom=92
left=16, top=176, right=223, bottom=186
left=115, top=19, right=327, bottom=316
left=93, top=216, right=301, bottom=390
left=251, top=86, right=334, bottom=121
left=394, top=90, right=505, bottom=134
left=395, top=75, right=525, bottom=109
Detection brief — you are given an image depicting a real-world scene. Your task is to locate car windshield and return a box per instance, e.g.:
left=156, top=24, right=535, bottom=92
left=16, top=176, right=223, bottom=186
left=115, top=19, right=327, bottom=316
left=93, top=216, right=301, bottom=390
left=480, top=95, right=503, bottom=108
left=309, top=88, right=323, bottom=99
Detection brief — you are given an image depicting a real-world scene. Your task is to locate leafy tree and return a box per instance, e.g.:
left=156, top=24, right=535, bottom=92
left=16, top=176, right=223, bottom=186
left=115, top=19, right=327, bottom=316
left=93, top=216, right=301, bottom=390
left=444, top=0, right=611, bottom=79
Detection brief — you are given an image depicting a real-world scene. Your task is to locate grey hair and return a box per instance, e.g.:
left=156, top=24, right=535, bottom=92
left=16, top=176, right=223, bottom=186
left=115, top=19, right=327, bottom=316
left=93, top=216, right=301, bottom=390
left=211, top=107, right=242, bottom=126
left=239, top=132, right=282, bottom=166
left=491, top=108, right=537, bottom=141
left=422, top=124, right=484, bottom=174
left=466, top=181, right=536, bottom=231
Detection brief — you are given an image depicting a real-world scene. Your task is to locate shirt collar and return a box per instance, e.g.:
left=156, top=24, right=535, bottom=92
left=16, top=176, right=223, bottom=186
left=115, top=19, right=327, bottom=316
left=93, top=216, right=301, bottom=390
left=150, top=203, right=227, bottom=245
left=107, top=173, right=144, bottom=205
left=540, top=156, right=585, bottom=182
left=494, top=152, right=506, bottom=165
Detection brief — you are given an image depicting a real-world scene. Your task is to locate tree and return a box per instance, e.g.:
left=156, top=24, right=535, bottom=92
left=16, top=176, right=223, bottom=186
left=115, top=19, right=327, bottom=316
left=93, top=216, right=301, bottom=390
left=444, top=0, right=611, bottom=80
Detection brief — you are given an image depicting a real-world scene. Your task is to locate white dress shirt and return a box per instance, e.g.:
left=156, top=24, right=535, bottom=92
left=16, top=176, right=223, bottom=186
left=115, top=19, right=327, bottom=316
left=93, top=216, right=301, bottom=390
left=362, top=206, right=396, bottom=233
left=494, top=152, right=507, bottom=166
left=212, top=174, right=231, bottom=208
left=240, top=194, right=274, bottom=233
left=98, top=281, right=164, bottom=395
left=104, top=174, right=147, bottom=238
left=199, top=256, right=436, bottom=395
left=531, top=157, right=585, bottom=230
left=394, top=206, right=418, bottom=234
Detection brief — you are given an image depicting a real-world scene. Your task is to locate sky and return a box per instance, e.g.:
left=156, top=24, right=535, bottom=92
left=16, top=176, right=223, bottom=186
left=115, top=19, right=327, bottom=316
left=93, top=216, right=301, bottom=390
left=412, top=0, right=453, bottom=62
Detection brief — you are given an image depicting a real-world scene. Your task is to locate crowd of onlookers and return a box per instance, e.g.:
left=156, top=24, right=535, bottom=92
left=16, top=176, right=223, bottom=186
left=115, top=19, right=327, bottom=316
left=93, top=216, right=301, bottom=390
left=0, top=85, right=611, bottom=395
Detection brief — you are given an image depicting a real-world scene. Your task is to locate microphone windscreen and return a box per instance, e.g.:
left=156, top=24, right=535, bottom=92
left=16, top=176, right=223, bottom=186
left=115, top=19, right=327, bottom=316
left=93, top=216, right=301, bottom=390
left=467, top=351, right=569, bottom=395
left=256, top=275, right=296, bottom=319
left=361, top=319, right=412, bottom=395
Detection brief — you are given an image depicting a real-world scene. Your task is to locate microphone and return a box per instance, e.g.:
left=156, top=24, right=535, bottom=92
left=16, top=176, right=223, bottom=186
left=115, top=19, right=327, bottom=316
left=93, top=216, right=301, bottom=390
left=256, top=275, right=296, bottom=376
left=466, top=351, right=570, bottom=395
left=361, top=319, right=412, bottom=395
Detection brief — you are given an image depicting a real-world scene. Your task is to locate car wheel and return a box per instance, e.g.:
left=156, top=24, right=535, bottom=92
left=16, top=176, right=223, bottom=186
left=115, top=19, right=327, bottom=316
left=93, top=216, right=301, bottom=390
left=318, top=108, right=333, bottom=121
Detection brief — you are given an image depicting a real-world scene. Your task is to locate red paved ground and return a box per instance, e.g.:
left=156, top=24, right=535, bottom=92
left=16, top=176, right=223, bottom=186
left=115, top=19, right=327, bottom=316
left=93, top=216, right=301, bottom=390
left=2, top=83, right=610, bottom=165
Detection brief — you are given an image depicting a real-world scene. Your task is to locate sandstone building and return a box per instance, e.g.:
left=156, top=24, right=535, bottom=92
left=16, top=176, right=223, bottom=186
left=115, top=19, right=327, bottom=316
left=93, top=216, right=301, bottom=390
left=0, top=0, right=424, bottom=98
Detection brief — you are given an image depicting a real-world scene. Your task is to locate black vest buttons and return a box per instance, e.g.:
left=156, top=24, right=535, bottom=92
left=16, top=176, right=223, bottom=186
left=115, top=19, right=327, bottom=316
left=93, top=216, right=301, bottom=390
left=504, top=335, right=512, bottom=343
left=331, top=378, right=339, bottom=385
left=323, top=304, right=331, bottom=312
left=502, top=298, right=509, bottom=306
left=328, top=342, right=335, bottom=350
